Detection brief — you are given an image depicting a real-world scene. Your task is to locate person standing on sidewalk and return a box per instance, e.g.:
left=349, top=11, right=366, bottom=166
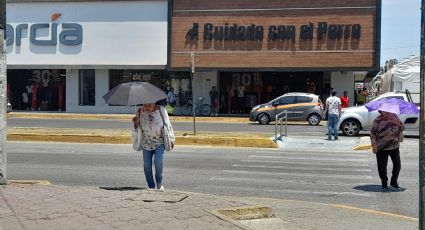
left=132, top=103, right=174, bottom=191
left=340, top=91, right=350, bottom=108
left=370, top=105, right=404, bottom=190
left=210, top=86, right=219, bottom=116
left=324, top=90, right=341, bottom=141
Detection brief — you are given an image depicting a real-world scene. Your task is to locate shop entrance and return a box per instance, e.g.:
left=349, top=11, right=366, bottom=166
left=8, top=69, right=66, bottom=111
left=218, top=72, right=323, bottom=114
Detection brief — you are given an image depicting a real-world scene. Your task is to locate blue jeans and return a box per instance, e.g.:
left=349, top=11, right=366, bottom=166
left=327, top=114, right=340, bottom=140
left=142, top=144, right=164, bottom=189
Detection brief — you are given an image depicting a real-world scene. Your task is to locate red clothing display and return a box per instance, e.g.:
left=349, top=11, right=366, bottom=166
left=340, top=96, right=350, bottom=108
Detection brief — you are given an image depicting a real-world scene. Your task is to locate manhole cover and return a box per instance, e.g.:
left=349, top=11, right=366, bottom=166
left=99, top=187, right=144, bottom=191
left=125, top=191, right=189, bottom=203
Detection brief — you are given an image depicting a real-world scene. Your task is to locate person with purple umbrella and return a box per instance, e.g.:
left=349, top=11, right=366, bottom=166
left=370, top=103, right=404, bottom=191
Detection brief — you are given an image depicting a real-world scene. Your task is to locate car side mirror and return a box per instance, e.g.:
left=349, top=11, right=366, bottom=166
left=272, top=101, right=279, bottom=106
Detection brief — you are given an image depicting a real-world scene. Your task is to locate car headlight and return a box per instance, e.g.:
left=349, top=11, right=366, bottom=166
left=251, top=105, right=261, bottom=111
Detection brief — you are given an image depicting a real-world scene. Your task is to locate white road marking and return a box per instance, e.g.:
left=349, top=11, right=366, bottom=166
left=222, top=170, right=374, bottom=180
left=231, top=164, right=372, bottom=172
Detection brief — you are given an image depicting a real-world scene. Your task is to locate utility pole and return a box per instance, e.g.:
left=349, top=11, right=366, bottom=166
left=190, top=52, right=196, bottom=135
left=0, top=0, right=7, bottom=185
left=420, top=0, right=425, bottom=228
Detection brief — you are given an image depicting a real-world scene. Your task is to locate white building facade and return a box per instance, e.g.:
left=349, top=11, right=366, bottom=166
left=7, top=0, right=168, bottom=113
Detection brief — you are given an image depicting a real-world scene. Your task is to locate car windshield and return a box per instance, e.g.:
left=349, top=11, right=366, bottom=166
left=370, top=95, right=404, bottom=103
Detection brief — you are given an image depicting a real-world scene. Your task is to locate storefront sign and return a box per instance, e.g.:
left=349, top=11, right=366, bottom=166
left=187, top=22, right=361, bottom=42
left=6, top=23, right=83, bottom=46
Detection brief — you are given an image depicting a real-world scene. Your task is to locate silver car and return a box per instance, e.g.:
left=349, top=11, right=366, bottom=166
left=249, top=92, right=324, bottom=125
left=338, top=92, right=419, bottom=136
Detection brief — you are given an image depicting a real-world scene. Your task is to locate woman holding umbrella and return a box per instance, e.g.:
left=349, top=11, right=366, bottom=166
left=370, top=103, right=404, bottom=190
left=132, top=103, right=174, bottom=191
left=103, top=82, right=175, bottom=191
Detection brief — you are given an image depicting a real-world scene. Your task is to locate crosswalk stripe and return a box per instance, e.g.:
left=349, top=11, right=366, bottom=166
left=222, top=170, right=374, bottom=180
left=210, top=176, right=373, bottom=187
left=197, top=185, right=374, bottom=197
left=250, top=152, right=369, bottom=158
left=231, top=164, right=372, bottom=172
left=248, top=155, right=368, bottom=162
left=241, top=159, right=371, bottom=167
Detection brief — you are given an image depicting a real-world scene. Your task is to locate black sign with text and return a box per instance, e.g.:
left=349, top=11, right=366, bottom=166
left=185, top=22, right=361, bottom=42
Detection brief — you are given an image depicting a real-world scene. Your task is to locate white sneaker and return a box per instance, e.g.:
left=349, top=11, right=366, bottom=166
left=158, top=185, right=164, bottom=191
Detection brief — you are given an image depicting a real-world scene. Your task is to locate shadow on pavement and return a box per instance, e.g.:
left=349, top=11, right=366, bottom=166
left=99, top=187, right=146, bottom=191
left=353, top=184, right=407, bottom=193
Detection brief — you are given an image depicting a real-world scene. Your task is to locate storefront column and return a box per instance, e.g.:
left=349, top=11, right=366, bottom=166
left=331, top=71, right=355, bottom=106
left=65, top=69, right=78, bottom=112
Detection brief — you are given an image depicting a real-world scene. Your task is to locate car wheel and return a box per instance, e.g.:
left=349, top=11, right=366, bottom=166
left=307, top=113, right=321, bottom=126
left=341, top=119, right=361, bottom=136
left=257, top=113, right=270, bottom=125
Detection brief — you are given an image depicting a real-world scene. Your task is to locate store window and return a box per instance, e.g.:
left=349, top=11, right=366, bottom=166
left=79, top=69, right=95, bottom=106
left=168, top=72, right=191, bottom=107
left=108, top=70, right=192, bottom=107
left=109, top=70, right=166, bottom=90
left=7, top=69, right=66, bottom=111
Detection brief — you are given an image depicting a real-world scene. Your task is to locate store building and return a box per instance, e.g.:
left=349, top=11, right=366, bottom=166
left=7, top=0, right=169, bottom=113
left=169, top=0, right=381, bottom=114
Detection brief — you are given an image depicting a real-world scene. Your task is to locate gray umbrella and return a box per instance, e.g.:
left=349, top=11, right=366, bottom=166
left=103, top=82, right=167, bottom=105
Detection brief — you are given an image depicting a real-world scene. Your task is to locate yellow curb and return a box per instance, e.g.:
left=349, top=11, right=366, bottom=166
left=352, top=144, right=372, bottom=150
left=7, top=180, right=51, bottom=186
left=7, top=133, right=278, bottom=148
left=216, top=195, right=418, bottom=222
left=176, top=136, right=278, bottom=148
left=328, top=204, right=418, bottom=222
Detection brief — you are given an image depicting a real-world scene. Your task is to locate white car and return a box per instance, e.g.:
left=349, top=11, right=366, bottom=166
left=338, top=92, right=419, bottom=136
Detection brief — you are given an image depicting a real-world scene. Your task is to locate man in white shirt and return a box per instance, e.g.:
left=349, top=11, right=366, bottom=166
left=167, top=88, right=176, bottom=106
left=325, top=90, right=342, bottom=141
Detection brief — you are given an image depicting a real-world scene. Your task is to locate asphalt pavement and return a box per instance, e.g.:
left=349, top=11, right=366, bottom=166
left=7, top=118, right=326, bottom=136
left=6, top=141, right=419, bottom=218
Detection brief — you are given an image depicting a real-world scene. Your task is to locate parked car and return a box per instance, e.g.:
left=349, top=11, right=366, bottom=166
left=338, top=92, right=419, bottom=136
left=249, top=92, right=324, bottom=125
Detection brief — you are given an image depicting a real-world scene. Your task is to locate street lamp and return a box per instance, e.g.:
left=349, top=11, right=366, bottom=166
left=0, top=0, right=7, bottom=185
left=190, top=52, right=196, bottom=135
left=420, top=0, right=425, bottom=227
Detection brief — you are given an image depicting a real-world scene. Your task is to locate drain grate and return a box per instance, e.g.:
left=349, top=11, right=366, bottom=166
left=214, top=206, right=275, bottom=220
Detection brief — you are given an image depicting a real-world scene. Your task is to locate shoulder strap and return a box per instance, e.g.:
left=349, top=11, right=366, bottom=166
left=159, top=107, right=166, bottom=125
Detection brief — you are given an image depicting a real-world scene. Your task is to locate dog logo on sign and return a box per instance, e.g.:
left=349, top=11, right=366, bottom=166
left=186, top=23, right=199, bottom=41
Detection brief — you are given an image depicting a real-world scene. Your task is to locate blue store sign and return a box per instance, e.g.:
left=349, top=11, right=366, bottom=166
left=6, top=23, right=83, bottom=46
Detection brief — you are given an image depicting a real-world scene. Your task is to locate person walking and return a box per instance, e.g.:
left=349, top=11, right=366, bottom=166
left=209, top=86, right=219, bottom=116
left=340, top=91, right=350, bottom=108
left=325, top=90, right=341, bottom=141
left=132, top=103, right=175, bottom=191
left=370, top=104, right=404, bottom=190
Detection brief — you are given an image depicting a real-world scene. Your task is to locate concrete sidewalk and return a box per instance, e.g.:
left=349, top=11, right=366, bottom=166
left=7, top=127, right=278, bottom=148
left=7, top=112, right=250, bottom=123
left=0, top=183, right=417, bottom=230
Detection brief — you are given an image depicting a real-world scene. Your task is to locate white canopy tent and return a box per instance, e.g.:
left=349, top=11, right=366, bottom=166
left=380, top=55, right=420, bottom=103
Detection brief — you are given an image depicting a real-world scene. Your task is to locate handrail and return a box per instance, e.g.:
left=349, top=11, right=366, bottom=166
left=274, top=110, right=288, bottom=142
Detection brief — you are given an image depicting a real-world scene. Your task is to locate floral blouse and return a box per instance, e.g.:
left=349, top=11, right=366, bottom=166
left=139, top=107, right=165, bottom=151
left=370, top=114, right=404, bottom=151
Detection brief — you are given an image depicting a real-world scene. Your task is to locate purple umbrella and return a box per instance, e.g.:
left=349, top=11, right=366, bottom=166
left=365, top=98, right=419, bottom=114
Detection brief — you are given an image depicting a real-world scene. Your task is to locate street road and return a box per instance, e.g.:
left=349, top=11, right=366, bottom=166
left=7, top=118, right=326, bottom=136
left=7, top=141, right=419, bottom=217
left=8, top=118, right=419, bottom=137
